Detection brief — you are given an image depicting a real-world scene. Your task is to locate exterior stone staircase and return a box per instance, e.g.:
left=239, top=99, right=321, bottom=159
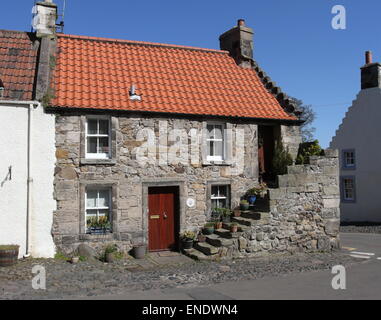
left=183, top=198, right=271, bottom=261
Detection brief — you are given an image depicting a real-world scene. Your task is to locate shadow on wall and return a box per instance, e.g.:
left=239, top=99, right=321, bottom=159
left=1, top=166, right=12, bottom=187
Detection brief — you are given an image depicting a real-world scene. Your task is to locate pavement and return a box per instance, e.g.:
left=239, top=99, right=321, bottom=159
left=75, top=233, right=381, bottom=300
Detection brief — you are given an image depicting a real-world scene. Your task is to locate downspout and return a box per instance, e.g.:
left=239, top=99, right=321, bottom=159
left=24, top=103, right=34, bottom=258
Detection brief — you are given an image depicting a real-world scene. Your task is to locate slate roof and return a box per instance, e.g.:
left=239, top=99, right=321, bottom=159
left=0, top=30, right=39, bottom=101
left=51, top=33, right=297, bottom=121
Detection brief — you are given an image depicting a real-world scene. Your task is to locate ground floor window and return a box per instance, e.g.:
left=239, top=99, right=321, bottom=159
left=85, top=187, right=112, bottom=233
left=211, top=185, right=230, bottom=209
left=341, top=176, right=356, bottom=202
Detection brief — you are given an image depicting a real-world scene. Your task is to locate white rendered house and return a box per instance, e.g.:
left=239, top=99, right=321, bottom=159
left=331, top=51, right=381, bottom=223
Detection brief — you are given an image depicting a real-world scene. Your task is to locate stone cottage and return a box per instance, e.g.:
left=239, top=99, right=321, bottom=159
left=1, top=0, right=340, bottom=259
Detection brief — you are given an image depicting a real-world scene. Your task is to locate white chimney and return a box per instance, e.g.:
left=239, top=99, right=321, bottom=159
left=32, top=1, right=58, bottom=37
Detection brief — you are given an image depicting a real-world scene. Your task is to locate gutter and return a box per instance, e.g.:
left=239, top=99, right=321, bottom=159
left=0, top=100, right=39, bottom=258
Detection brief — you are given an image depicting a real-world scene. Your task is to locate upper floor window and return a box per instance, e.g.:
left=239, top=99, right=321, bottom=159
left=207, top=123, right=225, bottom=162
left=86, top=117, right=110, bottom=159
left=343, top=149, right=356, bottom=169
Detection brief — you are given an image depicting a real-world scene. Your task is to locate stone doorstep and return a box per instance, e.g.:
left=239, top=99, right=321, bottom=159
left=182, top=248, right=212, bottom=261
left=232, top=216, right=255, bottom=226
left=194, top=242, right=219, bottom=256
left=205, top=234, right=234, bottom=247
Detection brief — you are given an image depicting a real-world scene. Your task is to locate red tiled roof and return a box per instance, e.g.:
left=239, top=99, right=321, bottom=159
left=51, top=33, right=297, bottom=120
left=0, top=30, right=39, bottom=101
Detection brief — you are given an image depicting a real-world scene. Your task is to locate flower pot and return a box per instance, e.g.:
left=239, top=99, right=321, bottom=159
left=233, top=209, right=241, bottom=217
left=202, top=227, right=215, bottom=235
left=230, top=225, right=238, bottom=233
left=197, top=234, right=206, bottom=242
left=240, top=203, right=250, bottom=211
left=0, top=245, right=19, bottom=267
left=132, top=245, right=146, bottom=259
left=181, top=239, right=194, bottom=249
left=215, top=222, right=223, bottom=229
left=248, top=195, right=257, bottom=205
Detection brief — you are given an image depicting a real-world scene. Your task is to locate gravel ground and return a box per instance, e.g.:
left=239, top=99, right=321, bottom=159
left=340, top=225, right=381, bottom=234
left=0, top=251, right=358, bottom=300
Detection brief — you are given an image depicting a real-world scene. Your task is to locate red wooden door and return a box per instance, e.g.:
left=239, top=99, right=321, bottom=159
left=148, top=187, right=179, bottom=251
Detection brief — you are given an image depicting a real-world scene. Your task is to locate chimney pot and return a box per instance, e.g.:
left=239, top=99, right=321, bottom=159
left=365, top=51, right=372, bottom=64
left=238, top=19, right=245, bottom=27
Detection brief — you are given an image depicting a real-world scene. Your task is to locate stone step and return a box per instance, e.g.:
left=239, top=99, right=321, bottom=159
left=194, top=242, right=219, bottom=256
left=240, top=211, right=262, bottom=220
left=222, top=222, right=249, bottom=232
left=182, top=248, right=212, bottom=261
left=214, top=228, right=242, bottom=239
left=232, top=216, right=256, bottom=226
left=206, top=234, right=234, bottom=247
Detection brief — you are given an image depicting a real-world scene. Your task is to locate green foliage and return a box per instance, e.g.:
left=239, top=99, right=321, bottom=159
left=100, top=244, right=123, bottom=262
left=180, top=231, right=196, bottom=240
left=295, top=140, right=325, bottom=165
left=87, top=216, right=111, bottom=229
left=272, top=141, right=293, bottom=176
left=41, top=88, right=56, bottom=107
left=0, top=245, right=19, bottom=250
left=246, top=183, right=268, bottom=196
left=54, top=251, right=69, bottom=261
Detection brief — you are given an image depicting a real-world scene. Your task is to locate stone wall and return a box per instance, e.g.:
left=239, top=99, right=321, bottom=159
left=53, top=113, right=270, bottom=254
left=280, top=124, right=302, bottom=161
left=228, top=149, right=340, bottom=257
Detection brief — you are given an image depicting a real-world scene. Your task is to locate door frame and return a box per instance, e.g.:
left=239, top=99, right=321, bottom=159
left=142, top=179, right=185, bottom=252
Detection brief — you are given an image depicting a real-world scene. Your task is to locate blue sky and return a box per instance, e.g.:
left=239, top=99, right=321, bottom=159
left=2, top=0, right=380, bottom=147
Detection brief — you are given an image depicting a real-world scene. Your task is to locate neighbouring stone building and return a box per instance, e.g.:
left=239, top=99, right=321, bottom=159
left=0, top=0, right=340, bottom=259
left=331, top=51, right=381, bottom=223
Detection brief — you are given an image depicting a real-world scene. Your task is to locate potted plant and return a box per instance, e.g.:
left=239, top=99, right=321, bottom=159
left=221, top=208, right=232, bottom=223
left=197, top=231, right=207, bottom=243
left=87, top=216, right=111, bottom=235
left=202, top=223, right=215, bottom=235
left=230, top=223, right=238, bottom=233
left=180, top=231, right=196, bottom=249
left=0, top=245, right=19, bottom=267
left=246, top=183, right=268, bottom=204
left=233, top=208, right=241, bottom=217
left=211, top=208, right=223, bottom=229
left=132, top=243, right=146, bottom=259
left=240, top=200, right=250, bottom=211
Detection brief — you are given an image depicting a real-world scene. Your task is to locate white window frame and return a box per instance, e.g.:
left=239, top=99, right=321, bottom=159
left=211, top=185, right=230, bottom=209
left=343, top=178, right=355, bottom=201
left=343, top=150, right=355, bottom=168
left=85, top=116, right=111, bottom=159
left=206, top=123, right=226, bottom=162
left=85, top=187, right=112, bottom=232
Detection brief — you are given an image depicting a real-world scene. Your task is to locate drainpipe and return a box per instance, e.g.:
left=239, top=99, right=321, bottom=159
left=24, top=103, right=33, bottom=258
left=0, top=100, right=38, bottom=258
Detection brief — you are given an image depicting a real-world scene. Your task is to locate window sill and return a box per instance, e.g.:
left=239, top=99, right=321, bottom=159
left=79, top=233, right=115, bottom=241
left=342, top=166, right=356, bottom=171
left=202, top=160, right=232, bottom=167
left=80, top=158, right=116, bottom=165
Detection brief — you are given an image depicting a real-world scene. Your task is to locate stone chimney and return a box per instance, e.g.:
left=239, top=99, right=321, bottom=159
left=33, top=1, right=58, bottom=37
left=34, top=1, right=58, bottom=101
left=361, top=51, right=381, bottom=90
left=219, top=19, right=254, bottom=68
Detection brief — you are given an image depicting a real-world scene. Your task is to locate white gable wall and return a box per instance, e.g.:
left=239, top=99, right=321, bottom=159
left=0, top=102, right=56, bottom=258
left=330, top=87, right=381, bottom=222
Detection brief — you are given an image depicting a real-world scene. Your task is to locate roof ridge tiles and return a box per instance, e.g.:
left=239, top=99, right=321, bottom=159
left=58, top=33, right=229, bottom=55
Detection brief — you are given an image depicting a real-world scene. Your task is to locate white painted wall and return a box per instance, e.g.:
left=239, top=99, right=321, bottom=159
left=330, top=87, right=381, bottom=222
left=0, top=102, right=56, bottom=257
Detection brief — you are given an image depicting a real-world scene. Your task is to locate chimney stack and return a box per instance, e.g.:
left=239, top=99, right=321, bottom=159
left=33, top=1, right=58, bottom=37
left=219, top=19, right=254, bottom=68
left=361, top=50, right=381, bottom=90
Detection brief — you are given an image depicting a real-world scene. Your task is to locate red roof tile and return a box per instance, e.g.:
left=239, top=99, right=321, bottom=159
left=51, top=34, right=297, bottom=120
left=0, top=30, right=39, bottom=101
